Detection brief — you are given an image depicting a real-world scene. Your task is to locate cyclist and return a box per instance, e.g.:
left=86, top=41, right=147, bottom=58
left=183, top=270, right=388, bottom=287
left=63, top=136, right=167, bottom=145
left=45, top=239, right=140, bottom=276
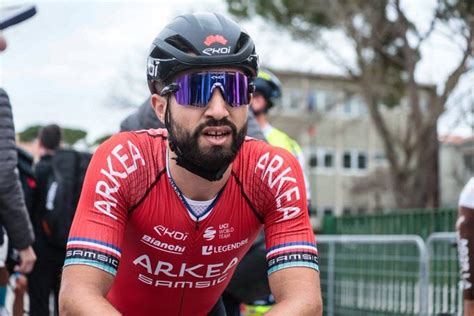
left=59, top=13, right=321, bottom=315
left=457, top=177, right=474, bottom=316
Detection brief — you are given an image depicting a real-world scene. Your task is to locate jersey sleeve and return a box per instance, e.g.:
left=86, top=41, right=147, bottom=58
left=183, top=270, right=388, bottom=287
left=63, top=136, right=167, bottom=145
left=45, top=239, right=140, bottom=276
left=250, top=143, right=319, bottom=276
left=64, top=132, right=157, bottom=276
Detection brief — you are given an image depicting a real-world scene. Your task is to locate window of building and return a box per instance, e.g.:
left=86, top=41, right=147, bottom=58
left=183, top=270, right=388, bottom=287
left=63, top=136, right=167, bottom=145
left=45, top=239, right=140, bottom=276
left=464, top=154, right=474, bottom=173
left=373, top=152, right=386, bottom=162
left=323, top=207, right=333, bottom=215
left=309, top=148, right=334, bottom=171
left=343, top=151, right=352, bottom=169
left=307, top=91, right=317, bottom=112
left=357, top=207, right=366, bottom=214
left=342, top=207, right=352, bottom=215
left=324, top=152, right=333, bottom=168
left=289, top=90, right=302, bottom=110
left=342, top=150, right=368, bottom=171
left=309, top=153, right=318, bottom=168
left=341, top=93, right=368, bottom=118
left=343, top=98, right=352, bottom=115
left=358, top=153, right=367, bottom=170
left=325, top=91, right=338, bottom=112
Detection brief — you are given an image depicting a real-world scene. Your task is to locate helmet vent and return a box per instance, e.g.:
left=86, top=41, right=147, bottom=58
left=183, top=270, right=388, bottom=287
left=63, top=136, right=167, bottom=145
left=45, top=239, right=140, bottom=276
left=165, top=35, right=198, bottom=54
left=235, top=32, right=249, bottom=52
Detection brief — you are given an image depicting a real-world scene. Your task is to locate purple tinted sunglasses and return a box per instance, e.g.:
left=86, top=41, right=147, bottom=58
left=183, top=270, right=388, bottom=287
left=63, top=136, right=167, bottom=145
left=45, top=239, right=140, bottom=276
left=160, top=71, right=254, bottom=107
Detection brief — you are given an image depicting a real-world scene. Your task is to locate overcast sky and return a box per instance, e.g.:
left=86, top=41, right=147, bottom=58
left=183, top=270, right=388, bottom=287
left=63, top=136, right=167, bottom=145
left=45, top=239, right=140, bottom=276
left=1, top=0, right=472, bottom=142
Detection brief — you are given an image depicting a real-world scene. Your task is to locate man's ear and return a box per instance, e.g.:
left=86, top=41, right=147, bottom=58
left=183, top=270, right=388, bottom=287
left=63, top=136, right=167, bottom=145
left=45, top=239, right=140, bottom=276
left=150, top=94, right=167, bottom=122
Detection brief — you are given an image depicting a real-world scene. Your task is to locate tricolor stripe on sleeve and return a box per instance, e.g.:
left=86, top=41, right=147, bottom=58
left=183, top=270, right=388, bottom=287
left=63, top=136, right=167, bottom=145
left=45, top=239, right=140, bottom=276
left=64, top=237, right=121, bottom=276
left=266, top=242, right=319, bottom=275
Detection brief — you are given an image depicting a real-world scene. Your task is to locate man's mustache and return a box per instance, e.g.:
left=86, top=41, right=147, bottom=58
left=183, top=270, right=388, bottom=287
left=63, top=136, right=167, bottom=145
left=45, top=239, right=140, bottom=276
left=194, top=118, right=237, bottom=135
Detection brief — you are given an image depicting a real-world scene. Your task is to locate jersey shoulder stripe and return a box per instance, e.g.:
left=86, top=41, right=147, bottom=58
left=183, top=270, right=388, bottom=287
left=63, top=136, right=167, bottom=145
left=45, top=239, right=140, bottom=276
left=67, top=237, right=122, bottom=257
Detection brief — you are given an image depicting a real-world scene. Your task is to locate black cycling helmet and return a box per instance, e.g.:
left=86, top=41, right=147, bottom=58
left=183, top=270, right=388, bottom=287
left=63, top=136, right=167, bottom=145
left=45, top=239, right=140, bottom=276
left=253, top=68, right=282, bottom=112
left=147, top=13, right=259, bottom=182
left=147, top=12, right=259, bottom=94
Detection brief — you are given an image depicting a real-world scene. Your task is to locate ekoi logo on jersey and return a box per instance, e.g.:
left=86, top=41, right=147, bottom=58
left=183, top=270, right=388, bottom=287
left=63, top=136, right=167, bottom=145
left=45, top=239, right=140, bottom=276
left=94, top=141, right=145, bottom=220
left=255, top=152, right=301, bottom=222
left=154, top=225, right=189, bottom=241
left=133, top=255, right=238, bottom=289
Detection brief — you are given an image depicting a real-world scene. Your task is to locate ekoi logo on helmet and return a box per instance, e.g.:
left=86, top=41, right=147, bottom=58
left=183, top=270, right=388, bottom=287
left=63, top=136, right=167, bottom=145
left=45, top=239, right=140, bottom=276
left=204, top=34, right=228, bottom=46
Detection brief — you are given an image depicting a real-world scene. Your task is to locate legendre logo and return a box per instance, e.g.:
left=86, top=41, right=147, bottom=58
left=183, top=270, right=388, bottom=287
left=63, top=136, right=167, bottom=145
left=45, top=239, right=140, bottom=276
left=202, top=239, right=248, bottom=256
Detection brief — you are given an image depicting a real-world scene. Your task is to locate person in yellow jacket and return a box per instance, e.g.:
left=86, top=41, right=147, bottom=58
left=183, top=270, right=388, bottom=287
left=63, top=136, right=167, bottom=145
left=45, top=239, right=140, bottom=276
left=251, top=69, right=312, bottom=208
left=222, top=69, right=314, bottom=316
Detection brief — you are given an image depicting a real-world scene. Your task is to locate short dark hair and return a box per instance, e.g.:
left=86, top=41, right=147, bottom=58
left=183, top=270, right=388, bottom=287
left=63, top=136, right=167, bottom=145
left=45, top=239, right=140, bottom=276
left=38, top=124, right=62, bottom=150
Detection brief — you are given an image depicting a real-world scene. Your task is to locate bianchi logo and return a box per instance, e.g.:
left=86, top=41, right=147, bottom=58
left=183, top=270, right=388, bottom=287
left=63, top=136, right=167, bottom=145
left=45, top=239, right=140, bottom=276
left=203, top=227, right=217, bottom=241
left=141, top=235, right=186, bottom=255
left=202, top=239, right=248, bottom=256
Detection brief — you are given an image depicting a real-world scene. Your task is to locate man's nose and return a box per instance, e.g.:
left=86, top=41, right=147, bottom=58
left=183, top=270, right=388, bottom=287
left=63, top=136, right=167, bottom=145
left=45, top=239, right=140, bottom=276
left=204, top=89, right=230, bottom=120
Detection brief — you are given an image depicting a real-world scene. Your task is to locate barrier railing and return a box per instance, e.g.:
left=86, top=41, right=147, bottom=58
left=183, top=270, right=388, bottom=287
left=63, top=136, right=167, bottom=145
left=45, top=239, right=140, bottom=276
left=318, top=233, right=461, bottom=316
left=322, top=209, right=457, bottom=239
left=426, top=232, right=461, bottom=316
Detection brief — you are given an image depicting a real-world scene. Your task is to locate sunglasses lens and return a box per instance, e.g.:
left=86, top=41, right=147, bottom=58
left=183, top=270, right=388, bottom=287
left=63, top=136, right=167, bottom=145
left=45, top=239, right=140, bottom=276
left=173, top=71, right=250, bottom=107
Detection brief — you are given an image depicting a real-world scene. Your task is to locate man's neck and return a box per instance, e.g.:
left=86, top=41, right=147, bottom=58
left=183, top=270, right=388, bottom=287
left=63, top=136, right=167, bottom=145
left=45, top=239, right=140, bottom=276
left=167, top=146, right=231, bottom=201
left=39, top=147, right=56, bottom=157
left=256, top=114, right=268, bottom=129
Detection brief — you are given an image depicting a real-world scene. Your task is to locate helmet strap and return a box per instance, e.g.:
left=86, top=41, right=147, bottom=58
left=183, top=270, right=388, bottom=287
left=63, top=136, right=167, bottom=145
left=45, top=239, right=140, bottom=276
left=164, top=100, right=228, bottom=182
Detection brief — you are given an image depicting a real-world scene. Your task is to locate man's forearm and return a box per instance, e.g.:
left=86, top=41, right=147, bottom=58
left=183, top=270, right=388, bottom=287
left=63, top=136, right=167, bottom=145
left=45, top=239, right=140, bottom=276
left=60, top=293, right=121, bottom=315
left=266, top=299, right=322, bottom=316
left=464, top=300, right=474, bottom=316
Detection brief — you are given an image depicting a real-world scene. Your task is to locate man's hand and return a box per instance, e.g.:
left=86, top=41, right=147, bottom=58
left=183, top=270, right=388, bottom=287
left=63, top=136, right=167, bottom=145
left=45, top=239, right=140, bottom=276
left=14, top=246, right=36, bottom=273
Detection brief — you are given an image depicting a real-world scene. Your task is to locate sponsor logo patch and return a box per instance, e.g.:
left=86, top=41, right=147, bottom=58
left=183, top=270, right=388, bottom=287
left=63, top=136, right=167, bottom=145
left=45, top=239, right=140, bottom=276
left=203, top=34, right=228, bottom=46
left=202, top=238, right=248, bottom=255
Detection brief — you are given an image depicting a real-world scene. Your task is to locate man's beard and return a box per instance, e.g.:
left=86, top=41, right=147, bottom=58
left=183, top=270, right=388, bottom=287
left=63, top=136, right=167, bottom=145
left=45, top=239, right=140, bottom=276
left=170, top=116, right=247, bottom=173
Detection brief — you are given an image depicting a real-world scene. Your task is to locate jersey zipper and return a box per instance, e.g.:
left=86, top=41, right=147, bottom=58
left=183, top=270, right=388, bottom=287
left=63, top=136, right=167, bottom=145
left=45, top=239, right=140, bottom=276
left=195, top=219, right=200, bottom=230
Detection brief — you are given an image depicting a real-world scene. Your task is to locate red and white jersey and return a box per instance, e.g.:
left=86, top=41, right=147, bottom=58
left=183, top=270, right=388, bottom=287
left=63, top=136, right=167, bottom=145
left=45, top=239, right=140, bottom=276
left=65, top=128, right=318, bottom=316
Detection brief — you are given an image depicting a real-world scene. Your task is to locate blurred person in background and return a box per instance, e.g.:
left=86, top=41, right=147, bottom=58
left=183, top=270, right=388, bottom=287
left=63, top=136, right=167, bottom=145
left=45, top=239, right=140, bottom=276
left=0, top=28, right=36, bottom=314
left=223, top=69, right=313, bottom=316
left=457, top=177, right=474, bottom=316
left=28, top=124, right=65, bottom=316
left=251, top=69, right=312, bottom=211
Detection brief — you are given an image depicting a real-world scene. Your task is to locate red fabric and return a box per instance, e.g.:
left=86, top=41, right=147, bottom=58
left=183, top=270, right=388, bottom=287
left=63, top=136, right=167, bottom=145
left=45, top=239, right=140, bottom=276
left=65, top=128, right=317, bottom=316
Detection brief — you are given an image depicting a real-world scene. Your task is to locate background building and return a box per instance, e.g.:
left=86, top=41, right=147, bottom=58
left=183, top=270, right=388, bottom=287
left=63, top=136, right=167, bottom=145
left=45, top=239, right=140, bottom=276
left=268, top=69, right=438, bottom=220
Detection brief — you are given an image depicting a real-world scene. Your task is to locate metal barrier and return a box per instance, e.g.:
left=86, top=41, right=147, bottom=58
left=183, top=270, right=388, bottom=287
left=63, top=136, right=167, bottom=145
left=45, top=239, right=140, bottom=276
left=318, top=234, right=461, bottom=316
left=322, top=208, right=457, bottom=239
left=426, top=232, right=461, bottom=316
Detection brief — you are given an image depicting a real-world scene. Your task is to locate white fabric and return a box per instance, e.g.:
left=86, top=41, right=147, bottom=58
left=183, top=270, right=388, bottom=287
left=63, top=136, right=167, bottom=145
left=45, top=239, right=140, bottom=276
left=459, top=177, right=474, bottom=209
left=0, top=233, right=8, bottom=268
left=183, top=196, right=216, bottom=217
